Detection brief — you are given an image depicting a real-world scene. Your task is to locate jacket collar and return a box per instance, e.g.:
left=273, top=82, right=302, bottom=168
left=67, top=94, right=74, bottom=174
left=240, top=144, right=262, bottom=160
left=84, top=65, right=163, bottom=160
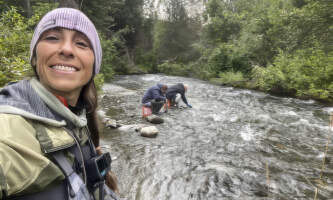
left=30, top=78, right=87, bottom=127
left=0, top=78, right=87, bottom=128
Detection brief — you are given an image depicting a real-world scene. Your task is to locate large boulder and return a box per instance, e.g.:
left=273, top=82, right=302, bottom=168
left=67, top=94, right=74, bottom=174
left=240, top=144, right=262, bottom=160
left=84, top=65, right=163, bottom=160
left=140, top=126, right=159, bottom=138
left=146, top=115, right=164, bottom=124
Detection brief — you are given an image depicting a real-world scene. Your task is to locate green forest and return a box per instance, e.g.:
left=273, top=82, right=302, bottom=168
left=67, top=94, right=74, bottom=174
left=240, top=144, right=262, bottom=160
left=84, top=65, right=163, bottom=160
left=1, top=0, right=332, bottom=103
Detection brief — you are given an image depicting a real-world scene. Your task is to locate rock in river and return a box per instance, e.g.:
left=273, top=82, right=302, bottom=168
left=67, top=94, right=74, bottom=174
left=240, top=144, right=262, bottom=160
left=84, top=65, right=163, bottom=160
left=146, top=114, right=164, bottom=124
left=140, top=126, right=159, bottom=138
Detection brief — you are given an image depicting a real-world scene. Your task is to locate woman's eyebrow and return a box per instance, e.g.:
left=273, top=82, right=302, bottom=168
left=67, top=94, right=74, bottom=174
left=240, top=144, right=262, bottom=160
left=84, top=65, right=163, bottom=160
left=75, top=32, right=89, bottom=40
left=75, top=32, right=92, bottom=46
left=42, top=27, right=62, bottom=35
left=52, top=27, right=62, bottom=32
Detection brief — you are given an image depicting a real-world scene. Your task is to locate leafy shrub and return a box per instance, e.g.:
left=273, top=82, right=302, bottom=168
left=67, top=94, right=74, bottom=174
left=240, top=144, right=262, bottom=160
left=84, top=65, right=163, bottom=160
left=252, top=48, right=333, bottom=101
left=0, top=7, right=33, bottom=86
left=196, top=44, right=251, bottom=77
left=157, top=62, right=191, bottom=76
left=251, top=65, right=286, bottom=91
left=207, top=46, right=232, bottom=75
left=100, top=35, right=118, bottom=80
left=94, top=73, right=104, bottom=92
left=0, top=4, right=56, bottom=87
left=135, top=50, right=157, bottom=73
left=209, top=70, right=246, bottom=86
left=218, top=71, right=245, bottom=83
left=187, top=61, right=215, bottom=80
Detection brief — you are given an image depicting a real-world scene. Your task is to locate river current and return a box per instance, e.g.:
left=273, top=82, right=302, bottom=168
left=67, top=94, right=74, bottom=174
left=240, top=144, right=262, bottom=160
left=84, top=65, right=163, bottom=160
left=99, top=74, right=333, bottom=200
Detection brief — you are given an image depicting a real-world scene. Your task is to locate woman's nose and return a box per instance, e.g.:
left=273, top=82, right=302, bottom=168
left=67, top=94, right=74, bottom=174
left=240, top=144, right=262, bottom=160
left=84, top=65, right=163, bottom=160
left=59, top=39, right=74, bottom=58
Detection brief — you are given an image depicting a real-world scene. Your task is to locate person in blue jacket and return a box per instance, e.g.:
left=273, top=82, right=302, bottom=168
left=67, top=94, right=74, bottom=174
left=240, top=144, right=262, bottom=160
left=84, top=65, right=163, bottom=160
left=166, top=83, right=192, bottom=108
left=142, top=84, right=168, bottom=114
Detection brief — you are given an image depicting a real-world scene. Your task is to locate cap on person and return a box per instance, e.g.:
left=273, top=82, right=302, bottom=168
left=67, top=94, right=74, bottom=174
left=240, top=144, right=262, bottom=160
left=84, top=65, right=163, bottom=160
left=30, top=8, right=102, bottom=75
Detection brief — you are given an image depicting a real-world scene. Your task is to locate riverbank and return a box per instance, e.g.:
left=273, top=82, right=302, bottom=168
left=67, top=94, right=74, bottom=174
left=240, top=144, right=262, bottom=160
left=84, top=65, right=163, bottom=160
left=209, top=77, right=333, bottom=106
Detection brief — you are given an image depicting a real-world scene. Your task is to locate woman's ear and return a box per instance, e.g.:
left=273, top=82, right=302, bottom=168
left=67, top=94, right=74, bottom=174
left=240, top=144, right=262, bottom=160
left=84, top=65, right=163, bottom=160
left=31, top=55, right=36, bottom=68
left=31, top=55, right=39, bottom=78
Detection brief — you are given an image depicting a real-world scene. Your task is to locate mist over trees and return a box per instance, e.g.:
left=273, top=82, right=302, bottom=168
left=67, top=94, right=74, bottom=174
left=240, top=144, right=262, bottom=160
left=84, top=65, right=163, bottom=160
left=1, top=0, right=332, bottom=102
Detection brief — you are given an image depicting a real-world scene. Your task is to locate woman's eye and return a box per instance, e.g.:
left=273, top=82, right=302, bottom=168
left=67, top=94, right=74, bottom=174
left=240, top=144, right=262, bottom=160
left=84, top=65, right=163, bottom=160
left=76, top=41, right=89, bottom=48
left=45, top=36, right=58, bottom=40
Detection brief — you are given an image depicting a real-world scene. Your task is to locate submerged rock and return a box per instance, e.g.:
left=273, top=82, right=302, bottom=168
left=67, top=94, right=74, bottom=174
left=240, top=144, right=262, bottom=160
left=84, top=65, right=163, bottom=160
left=105, top=119, right=118, bottom=128
left=140, top=126, right=159, bottom=138
left=97, top=110, right=122, bottom=129
left=117, top=124, right=145, bottom=132
left=146, top=115, right=164, bottom=124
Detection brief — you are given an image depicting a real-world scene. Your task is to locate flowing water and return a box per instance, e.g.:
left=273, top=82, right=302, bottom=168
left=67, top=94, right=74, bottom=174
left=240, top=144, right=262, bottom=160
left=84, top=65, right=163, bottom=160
left=99, top=74, right=333, bottom=200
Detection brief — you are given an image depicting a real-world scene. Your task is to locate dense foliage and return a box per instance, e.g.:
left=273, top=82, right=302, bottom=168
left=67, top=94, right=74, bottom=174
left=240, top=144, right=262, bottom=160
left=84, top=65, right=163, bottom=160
left=194, top=0, right=333, bottom=103
left=253, top=48, right=333, bottom=100
left=0, top=4, right=51, bottom=86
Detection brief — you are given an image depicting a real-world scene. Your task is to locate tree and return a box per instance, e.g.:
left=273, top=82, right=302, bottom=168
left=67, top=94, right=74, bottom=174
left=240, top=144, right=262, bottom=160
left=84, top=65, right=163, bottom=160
left=203, top=0, right=241, bottom=44
left=153, top=0, right=200, bottom=63
left=58, top=0, right=79, bottom=9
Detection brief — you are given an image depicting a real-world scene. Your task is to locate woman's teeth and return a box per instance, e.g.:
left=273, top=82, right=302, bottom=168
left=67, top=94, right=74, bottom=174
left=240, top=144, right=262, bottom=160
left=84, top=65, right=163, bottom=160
left=52, top=65, right=76, bottom=71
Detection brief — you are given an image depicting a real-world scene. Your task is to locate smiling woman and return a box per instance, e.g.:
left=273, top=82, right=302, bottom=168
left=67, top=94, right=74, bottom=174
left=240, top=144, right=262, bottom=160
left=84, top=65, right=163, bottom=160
left=0, top=8, right=118, bottom=200
left=35, top=28, right=95, bottom=105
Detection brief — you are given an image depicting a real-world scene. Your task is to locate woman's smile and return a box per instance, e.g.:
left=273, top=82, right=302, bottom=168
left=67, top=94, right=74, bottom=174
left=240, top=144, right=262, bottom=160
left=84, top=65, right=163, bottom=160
left=51, top=64, right=78, bottom=72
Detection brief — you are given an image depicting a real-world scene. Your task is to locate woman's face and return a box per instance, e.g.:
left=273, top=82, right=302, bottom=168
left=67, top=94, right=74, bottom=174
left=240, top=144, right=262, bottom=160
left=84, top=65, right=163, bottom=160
left=35, top=28, right=94, bottom=97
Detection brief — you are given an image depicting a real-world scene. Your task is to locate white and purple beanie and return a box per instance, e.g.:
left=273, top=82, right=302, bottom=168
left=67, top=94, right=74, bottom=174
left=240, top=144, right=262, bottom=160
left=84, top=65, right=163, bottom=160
left=30, top=8, right=102, bottom=75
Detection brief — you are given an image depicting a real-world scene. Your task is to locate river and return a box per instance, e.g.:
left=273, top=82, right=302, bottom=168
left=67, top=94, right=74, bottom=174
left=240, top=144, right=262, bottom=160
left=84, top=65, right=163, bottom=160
left=99, top=74, right=333, bottom=200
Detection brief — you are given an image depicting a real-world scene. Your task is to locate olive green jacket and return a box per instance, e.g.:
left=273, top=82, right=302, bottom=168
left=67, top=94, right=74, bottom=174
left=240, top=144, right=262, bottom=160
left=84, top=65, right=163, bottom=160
left=0, top=78, right=89, bottom=198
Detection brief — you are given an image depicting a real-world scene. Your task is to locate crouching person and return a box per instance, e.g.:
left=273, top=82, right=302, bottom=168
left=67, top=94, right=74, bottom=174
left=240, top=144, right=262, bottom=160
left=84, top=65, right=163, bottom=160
left=166, top=83, right=192, bottom=108
left=142, top=84, right=168, bottom=114
left=0, top=8, right=118, bottom=200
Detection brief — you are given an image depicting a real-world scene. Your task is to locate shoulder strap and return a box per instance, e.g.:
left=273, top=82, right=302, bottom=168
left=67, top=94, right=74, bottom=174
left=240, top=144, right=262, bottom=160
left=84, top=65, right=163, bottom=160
left=33, top=122, right=53, bottom=152
left=51, top=151, right=92, bottom=200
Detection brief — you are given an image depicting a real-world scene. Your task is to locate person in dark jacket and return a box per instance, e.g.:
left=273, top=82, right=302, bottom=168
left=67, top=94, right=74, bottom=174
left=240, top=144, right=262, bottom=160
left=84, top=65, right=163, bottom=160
left=142, top=84, right=168, bottom=114
left=166, top=83, right=192, bottom=108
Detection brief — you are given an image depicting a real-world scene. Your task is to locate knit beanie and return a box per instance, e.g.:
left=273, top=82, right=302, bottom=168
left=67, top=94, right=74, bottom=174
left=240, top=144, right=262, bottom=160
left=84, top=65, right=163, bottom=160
left=30, top=8, right=102, bottom=75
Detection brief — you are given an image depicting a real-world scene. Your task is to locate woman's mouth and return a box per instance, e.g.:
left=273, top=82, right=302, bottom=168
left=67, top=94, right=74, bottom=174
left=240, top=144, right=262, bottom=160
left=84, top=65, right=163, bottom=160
left=51, top=65, right=78, bottom=72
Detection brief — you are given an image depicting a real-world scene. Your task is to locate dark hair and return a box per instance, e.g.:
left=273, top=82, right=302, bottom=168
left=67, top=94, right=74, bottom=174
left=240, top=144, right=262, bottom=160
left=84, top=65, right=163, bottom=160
left=82, top=79, right=100, bottom=147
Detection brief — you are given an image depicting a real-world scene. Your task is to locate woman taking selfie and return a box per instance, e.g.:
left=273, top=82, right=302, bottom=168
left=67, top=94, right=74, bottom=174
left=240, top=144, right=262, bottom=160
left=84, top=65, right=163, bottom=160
left=0, top=8, right=118, bottom=200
